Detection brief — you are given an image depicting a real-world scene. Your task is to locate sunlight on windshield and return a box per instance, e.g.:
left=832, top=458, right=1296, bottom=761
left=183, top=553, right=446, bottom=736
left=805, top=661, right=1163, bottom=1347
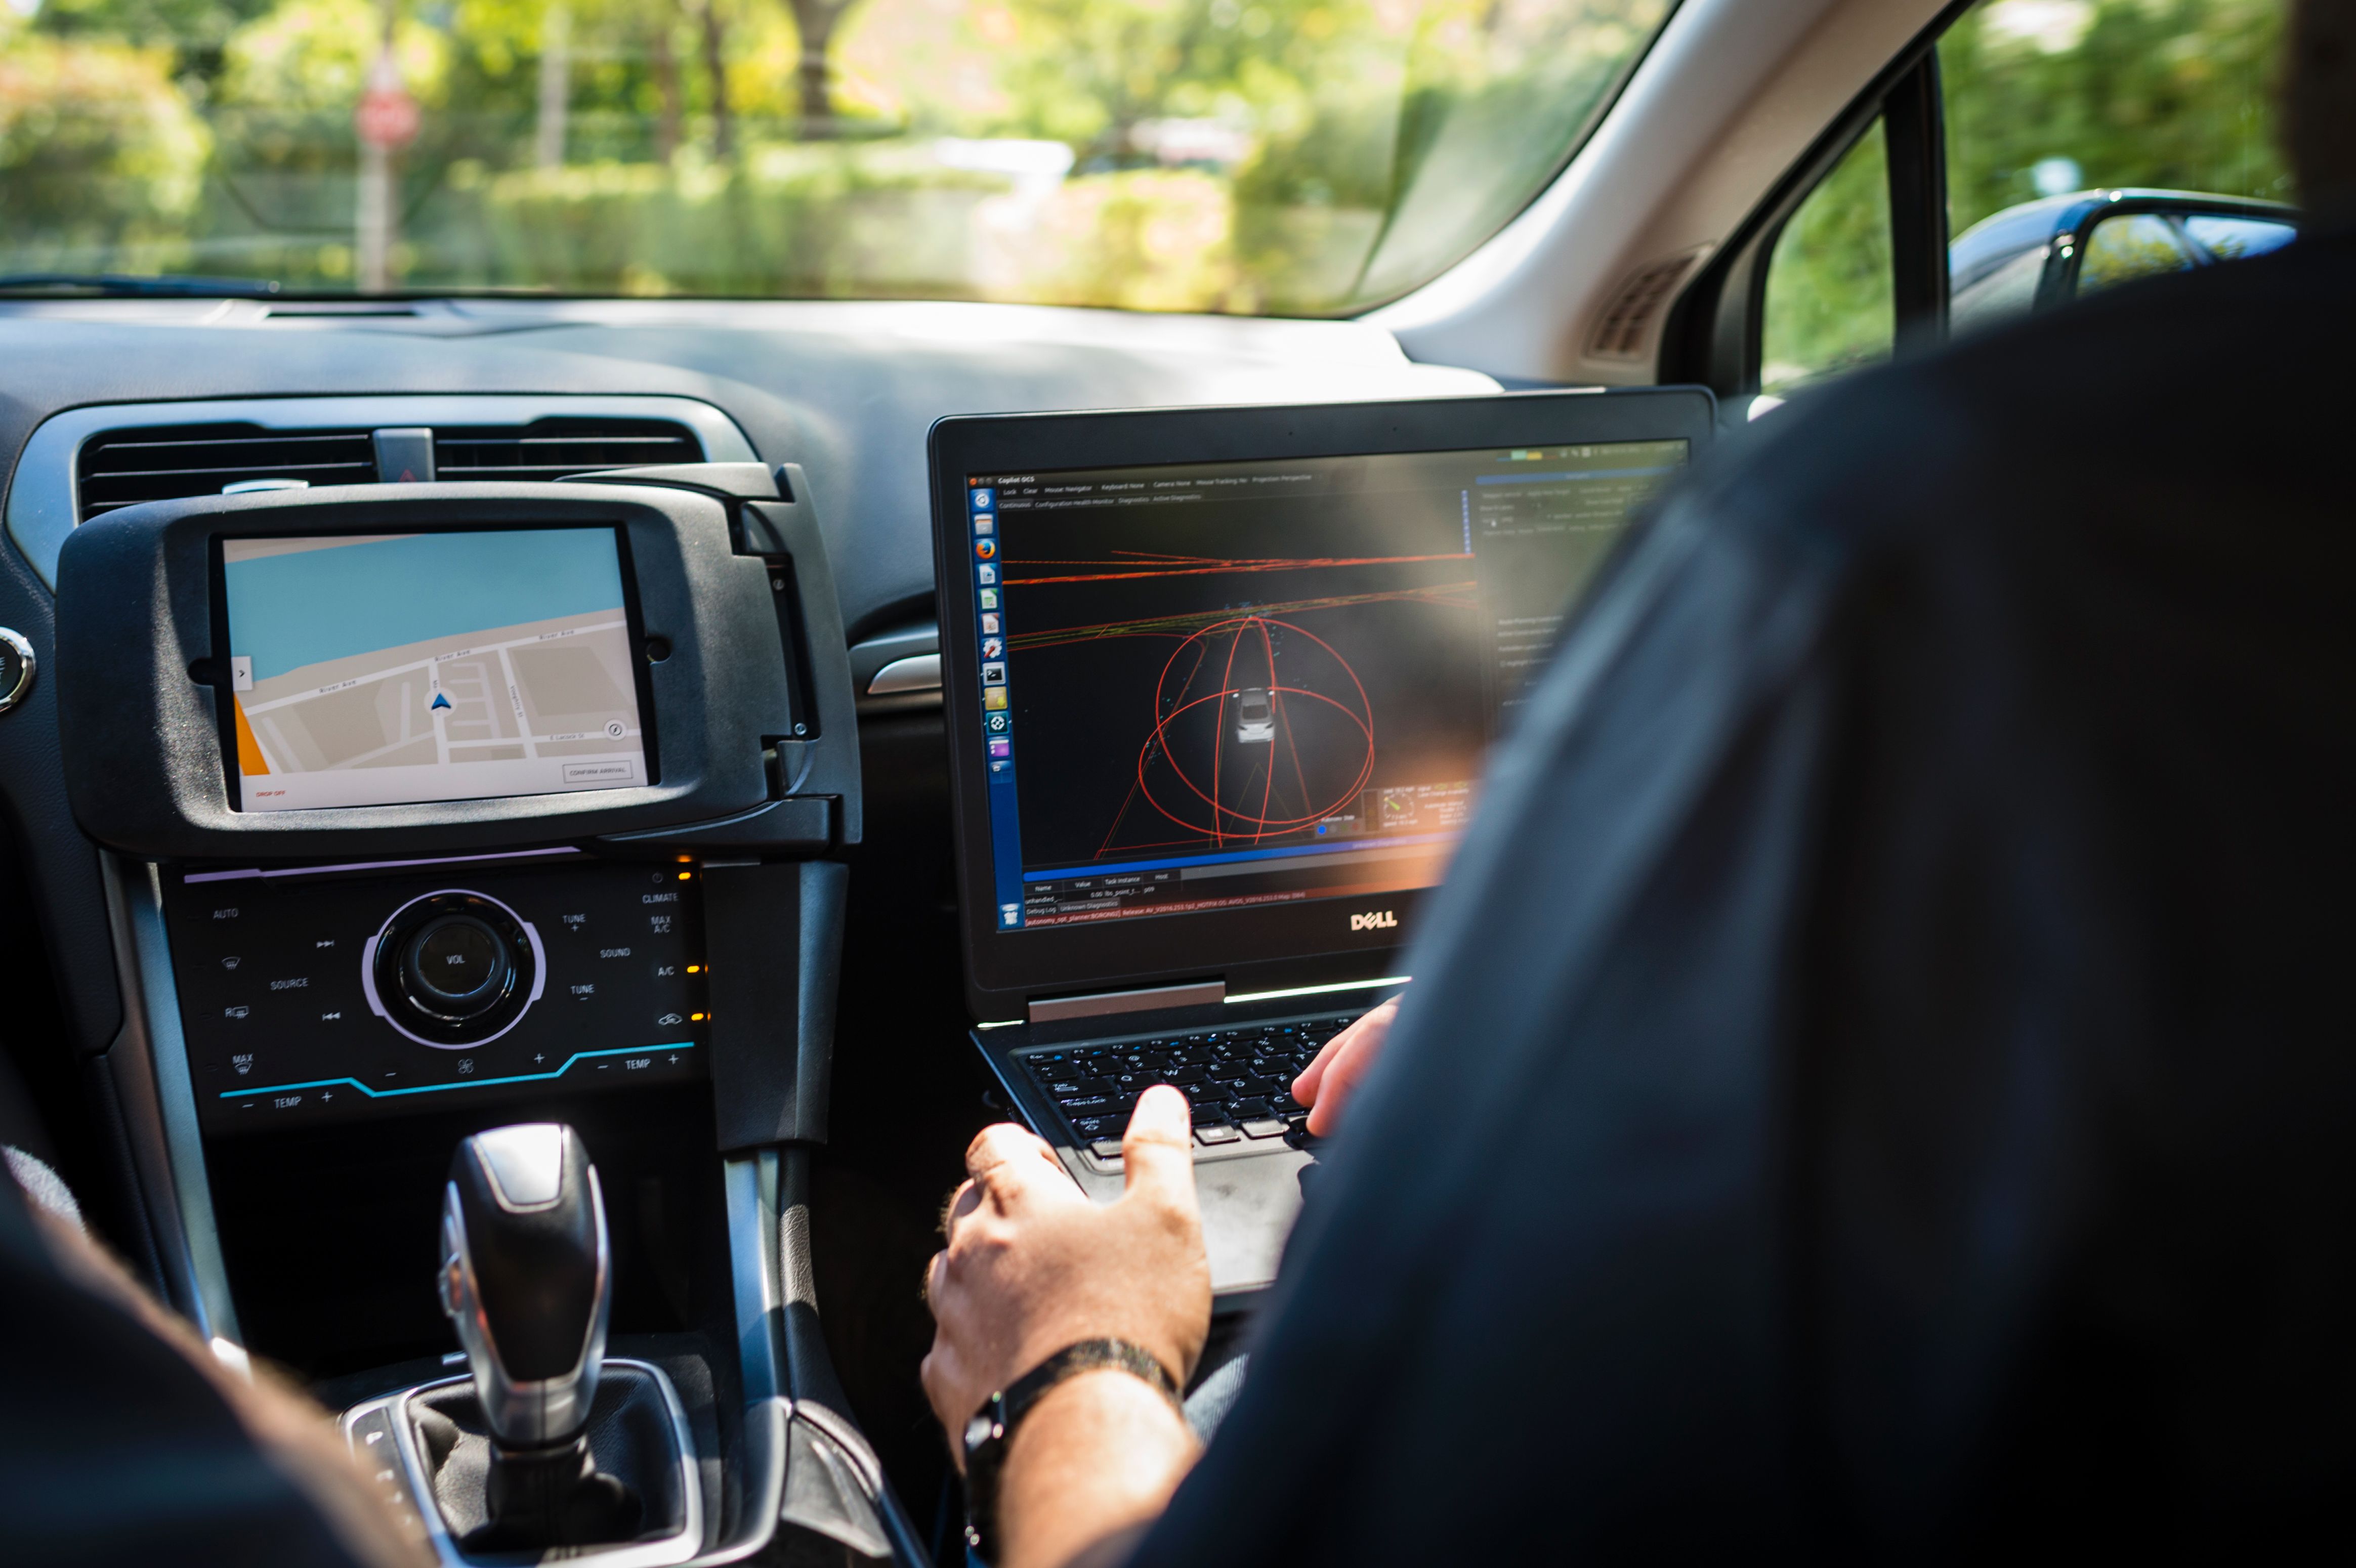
left=0, top=0, right=1671, bottom=310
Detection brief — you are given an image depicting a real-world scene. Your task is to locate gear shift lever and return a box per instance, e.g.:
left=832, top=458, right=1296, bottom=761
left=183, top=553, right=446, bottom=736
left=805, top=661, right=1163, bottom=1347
left=439, top=1123, right=639, bottom=1548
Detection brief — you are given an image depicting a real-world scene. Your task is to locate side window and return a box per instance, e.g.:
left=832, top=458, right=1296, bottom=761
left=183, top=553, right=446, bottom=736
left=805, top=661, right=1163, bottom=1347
left=1759, top=119, right=1895, bottom=395
left=1744, top=0, right=2290, bottom=395
left=1942, top=1, right=2289, bottom=245
left=1942, top=0, right=2290, bottom=333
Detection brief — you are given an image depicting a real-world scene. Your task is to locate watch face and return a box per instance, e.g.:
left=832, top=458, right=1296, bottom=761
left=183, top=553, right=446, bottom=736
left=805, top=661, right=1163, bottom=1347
left=965, top=1412, right=996, bottom=1452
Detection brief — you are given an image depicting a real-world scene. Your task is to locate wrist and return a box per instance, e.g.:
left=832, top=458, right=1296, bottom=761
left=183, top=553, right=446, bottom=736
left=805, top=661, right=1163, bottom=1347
left=1007, top=1330, right=1184, bottom=1398
left=996, top=1372, right=1197, bottom=1568
left=963, top=1340, right=1186, bottom=1562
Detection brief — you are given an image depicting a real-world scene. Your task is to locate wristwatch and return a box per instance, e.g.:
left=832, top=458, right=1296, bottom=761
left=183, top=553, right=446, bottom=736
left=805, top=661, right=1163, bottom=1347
left=962, top=1338, right=1183, bottom=1559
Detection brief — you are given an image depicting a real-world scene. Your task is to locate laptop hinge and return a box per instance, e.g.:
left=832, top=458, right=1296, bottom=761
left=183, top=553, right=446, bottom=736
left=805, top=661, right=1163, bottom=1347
left=1027, top=981, right=1225, bottom=1026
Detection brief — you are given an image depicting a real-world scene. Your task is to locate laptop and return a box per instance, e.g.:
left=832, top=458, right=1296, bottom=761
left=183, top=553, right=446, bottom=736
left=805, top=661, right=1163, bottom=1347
left=929, top=389, right=1716, bottom=1295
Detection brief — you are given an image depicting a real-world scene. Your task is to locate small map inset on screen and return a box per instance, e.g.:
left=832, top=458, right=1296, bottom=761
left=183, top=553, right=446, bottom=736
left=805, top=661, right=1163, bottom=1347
left=222, top=530, right=646, bottom=812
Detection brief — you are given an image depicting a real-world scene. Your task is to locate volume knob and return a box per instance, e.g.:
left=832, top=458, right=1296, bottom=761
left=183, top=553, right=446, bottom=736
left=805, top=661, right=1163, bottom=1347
left=400, top=914, right=514, bottom=1023
left=367, top=892, right=539, bottom=1047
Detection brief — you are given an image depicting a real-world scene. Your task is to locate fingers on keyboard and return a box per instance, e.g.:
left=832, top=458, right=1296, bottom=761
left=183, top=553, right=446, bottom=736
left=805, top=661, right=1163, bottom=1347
left=1028, top=1013, right=1352, bottom=1156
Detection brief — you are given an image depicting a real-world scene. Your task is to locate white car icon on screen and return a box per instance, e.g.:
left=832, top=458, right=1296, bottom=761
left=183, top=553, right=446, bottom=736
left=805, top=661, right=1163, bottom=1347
left=1233, top=688, right=1274, bottom=743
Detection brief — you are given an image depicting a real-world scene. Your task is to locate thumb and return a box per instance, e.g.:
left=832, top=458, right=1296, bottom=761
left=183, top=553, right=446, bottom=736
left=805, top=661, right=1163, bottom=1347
left=1120, top=1084, right=1199, bottom=1214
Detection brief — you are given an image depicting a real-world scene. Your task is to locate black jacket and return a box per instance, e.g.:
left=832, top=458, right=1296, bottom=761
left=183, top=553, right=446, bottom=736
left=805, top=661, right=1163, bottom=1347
left=1135, top=231, right=2356, bottom=1559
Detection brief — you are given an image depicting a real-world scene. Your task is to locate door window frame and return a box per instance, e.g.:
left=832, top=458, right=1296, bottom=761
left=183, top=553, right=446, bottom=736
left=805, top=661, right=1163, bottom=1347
left=1661, top=1, right=1971, bottom=397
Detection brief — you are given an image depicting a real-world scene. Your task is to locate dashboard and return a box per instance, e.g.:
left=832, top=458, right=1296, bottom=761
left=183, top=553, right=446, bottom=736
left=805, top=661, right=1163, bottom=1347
left=0, top=298, right=1494, bottom=1062
left=0, top=297, right=1496, bottom=621
left=0, top=295, right=1497, bottom=1563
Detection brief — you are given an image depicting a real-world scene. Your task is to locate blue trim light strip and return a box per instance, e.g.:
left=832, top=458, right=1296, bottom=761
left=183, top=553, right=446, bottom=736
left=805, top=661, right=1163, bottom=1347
left=1025, top=831, right=1457, bottom=883
left=1474, top=465, right=1681, bottom=485
left=222, top=1042, right=697, bottom=1100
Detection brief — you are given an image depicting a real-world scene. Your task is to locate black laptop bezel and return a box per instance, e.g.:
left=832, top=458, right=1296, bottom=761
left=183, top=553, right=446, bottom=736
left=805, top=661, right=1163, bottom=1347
left=930, top=388, right=1716, bottom=1022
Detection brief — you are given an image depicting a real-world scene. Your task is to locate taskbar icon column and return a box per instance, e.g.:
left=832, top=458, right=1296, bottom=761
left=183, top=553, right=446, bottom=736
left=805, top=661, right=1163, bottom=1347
left=972, top=482, right=1013, bottom=781
left=972, top=481, right=1022, bottom=929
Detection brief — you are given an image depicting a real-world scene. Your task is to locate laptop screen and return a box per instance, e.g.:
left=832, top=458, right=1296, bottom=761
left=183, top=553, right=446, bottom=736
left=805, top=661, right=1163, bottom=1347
left=959, top=439, right=1687, bottom=933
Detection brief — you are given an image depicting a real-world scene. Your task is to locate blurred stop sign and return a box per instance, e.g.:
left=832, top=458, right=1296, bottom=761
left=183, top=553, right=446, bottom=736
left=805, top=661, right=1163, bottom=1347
left=355, top=51, right=419, bottom=149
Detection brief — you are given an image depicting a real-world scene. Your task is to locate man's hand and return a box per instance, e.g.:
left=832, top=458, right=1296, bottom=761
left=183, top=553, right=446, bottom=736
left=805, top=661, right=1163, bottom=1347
left=923, top=1087, right=1211, bottom=1568
left=922, top=1083, right=1212, bottom=1453
left=1291, top=994, right=1400, bottom=1138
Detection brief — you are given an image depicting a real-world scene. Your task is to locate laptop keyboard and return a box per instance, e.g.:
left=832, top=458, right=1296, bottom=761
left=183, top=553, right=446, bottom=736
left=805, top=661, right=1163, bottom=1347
left=1018, top=1012, right=1360, bottom=1159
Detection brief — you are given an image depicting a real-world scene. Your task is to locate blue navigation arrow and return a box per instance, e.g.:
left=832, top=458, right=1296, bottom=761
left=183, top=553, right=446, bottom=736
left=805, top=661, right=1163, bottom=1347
left=429, top=692, right=452, bottom=711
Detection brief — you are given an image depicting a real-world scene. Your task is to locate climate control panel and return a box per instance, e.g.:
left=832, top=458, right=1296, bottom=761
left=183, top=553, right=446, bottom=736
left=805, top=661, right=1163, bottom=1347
left=164, top=853, right=707, bottom=1134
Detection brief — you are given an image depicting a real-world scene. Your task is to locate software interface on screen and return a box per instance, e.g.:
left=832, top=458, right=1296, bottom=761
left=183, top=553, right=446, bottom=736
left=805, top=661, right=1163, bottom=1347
left=221, top=530, right=647, bottom=812
left=965, top=439, right=1687, bottom=930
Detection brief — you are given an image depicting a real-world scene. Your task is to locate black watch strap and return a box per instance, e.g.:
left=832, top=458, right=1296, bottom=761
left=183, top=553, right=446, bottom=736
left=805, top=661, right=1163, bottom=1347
left=962, top=1339, right=1182, bottom=1559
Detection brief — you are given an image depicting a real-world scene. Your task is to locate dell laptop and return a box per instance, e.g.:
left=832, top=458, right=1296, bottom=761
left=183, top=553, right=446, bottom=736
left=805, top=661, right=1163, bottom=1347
left=929, top=389, right=1715, bottom=1294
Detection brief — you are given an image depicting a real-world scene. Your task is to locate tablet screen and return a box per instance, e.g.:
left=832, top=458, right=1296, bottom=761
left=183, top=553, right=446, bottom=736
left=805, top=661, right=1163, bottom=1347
left=222, top=529, right=647, bottom=812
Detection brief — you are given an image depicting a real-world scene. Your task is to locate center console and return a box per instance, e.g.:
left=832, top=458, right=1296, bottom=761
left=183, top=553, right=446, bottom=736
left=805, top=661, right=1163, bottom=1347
left=53, top=464, right=916, bottom=1564
left=169, top=855, right=708, bottom=1131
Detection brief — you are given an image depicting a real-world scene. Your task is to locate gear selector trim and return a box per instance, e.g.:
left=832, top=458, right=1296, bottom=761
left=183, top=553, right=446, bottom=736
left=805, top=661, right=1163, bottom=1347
left=342, top=1359, right=703, bottom=1568
left=472, top=1123, right=567, bottom=1210
left=440, top=1125, right=612, bottom=1445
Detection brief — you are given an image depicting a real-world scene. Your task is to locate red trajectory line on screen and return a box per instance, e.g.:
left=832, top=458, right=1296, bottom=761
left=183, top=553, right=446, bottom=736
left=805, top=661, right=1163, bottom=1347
left=1093, top=614, right=1378, bottom=854
left=1009, top=583, right=1477, bottom=653
left=1142, top=683, right=1374, bottom=833
left=1134, top=616, right=1377, bottom=846
left=1097, top=630, right=1213, bottom=856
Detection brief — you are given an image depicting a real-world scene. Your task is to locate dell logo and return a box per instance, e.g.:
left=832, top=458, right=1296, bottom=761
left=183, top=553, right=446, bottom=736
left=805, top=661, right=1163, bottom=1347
left=1350, top=910, right=1399, bottom=931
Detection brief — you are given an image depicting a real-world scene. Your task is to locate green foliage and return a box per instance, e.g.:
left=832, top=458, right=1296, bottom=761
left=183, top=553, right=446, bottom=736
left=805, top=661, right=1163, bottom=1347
left=221, top=0, right=451, bottom=108
left=12, top=0, right=2287, bottom=312
left=0, top=19, right=213, bottom=270
left=2077, top=209, right=2194, bottom=290
left=422, top=145, right=1003, bottom=294
left=1005, top=167, right=1244, bottom=309
left=978, top=0, right=1672, bottom=308
left=1762, top=0, right=2288, bottom=395
left=1346, top=0, right=1666, bottom=301
left=1, top=0, right=1681, bottom=304
left=987, top=0, right=1217, bottom=151
left=1942, top=0, right=2289, bottom=233
left=1761, top=120, right=1892, bottom=394
left=30, top=0, right=282, bottom=77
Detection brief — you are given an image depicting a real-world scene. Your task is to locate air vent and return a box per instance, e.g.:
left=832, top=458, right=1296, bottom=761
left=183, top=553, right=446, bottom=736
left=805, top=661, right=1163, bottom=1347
left=434, top=418, right=699, bottom=482
left=72, top=415, right=702, bottom=521
left=264, top=304, right=423, bottom=319
left=1586, top=248, right=1707, bottom=362
left=76, top=425, right=376, bottom=521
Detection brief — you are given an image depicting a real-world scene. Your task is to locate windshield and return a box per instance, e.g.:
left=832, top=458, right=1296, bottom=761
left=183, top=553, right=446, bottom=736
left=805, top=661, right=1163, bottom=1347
left=0, top=0, right=1672, bottom=311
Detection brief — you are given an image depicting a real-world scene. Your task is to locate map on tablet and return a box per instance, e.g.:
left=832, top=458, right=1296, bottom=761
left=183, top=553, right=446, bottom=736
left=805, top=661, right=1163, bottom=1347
left=221, top=529, right=646, bottom=812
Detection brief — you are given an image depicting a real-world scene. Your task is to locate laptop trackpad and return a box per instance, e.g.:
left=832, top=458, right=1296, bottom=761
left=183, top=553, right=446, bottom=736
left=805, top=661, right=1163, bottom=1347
left=1064, top=1146, right=1313, bottom=1296
left=1197, top=1149, right=1314, bottom=1294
